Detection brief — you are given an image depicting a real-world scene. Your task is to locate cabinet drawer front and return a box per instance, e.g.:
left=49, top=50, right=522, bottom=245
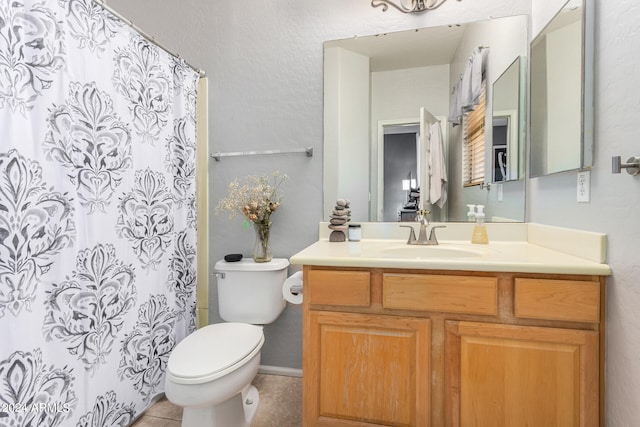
left=514, top=278, right=600, bottom=323
left=383, top=274, right=497, bottom=315
left=307, top=270, right=370, bottom=307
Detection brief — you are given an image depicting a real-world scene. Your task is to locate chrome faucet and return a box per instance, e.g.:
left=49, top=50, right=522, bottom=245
left=416, top=210, right=430, bottom=244
left=400, top=210, right=446, bottom=245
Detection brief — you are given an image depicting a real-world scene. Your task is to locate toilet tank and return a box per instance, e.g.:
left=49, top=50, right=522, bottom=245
left=214, top=258, right=289, bottom=324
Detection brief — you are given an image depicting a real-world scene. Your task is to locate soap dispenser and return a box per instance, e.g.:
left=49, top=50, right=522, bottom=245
left=466, top=204, right=476, bottom=222
left=471, top=205, right=489, bottom=244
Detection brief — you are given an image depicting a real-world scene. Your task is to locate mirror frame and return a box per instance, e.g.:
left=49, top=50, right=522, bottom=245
left=529, top=0, right=594, bottom=178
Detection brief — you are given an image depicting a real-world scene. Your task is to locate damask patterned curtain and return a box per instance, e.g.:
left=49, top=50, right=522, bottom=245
left=0, top=0, right=199, bottom=425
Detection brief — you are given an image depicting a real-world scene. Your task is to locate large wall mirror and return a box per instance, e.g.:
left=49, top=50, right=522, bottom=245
left=530, top=0, right=594, bottom=177
left=323, top=15, right=528, bottom=223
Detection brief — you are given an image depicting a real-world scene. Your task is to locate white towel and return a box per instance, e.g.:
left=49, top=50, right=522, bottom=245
left=469, top=47, right=484, bottom=106
left=448, top=47, right=486, bottom=124
left=448, top=79, right=461, bottom=125
left=428, top=121, right=447, bottom=208
left=459, top=59, right=473, bottom=112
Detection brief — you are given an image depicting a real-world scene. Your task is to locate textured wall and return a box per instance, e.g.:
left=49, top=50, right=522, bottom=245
left=105, top=1, right=640, bottom=424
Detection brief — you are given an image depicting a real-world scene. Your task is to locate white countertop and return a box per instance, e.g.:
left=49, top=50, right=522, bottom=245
left=289, top=223, right=611, bottom=276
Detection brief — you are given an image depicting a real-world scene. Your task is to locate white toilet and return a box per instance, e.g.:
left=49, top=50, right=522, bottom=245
left=165, top=258, right=289, bottom=427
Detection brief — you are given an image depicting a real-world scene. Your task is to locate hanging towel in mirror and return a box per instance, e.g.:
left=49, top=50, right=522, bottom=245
left=429, top=121, right=447, bottom=208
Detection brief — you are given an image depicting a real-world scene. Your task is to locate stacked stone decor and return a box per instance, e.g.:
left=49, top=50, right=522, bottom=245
left=328, top=198, right=350, bottom=242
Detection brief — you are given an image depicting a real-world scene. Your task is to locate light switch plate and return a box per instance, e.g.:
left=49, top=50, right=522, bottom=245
left=577, top=170, right=590, bottom=203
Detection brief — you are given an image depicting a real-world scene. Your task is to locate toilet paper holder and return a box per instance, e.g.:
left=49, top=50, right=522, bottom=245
left=283, top=271, right=304, bottom=304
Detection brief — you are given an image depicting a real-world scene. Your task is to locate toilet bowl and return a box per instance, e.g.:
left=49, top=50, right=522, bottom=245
left=164, top=258, right=289, bottom=427
left=165, top=322, right=264, bottom=427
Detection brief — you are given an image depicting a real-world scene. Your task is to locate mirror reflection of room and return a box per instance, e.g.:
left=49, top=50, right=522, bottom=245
left=400, top=171, right=420, bottom=221
left=323, top=15, right=528, bottom=223
left=491, top=56, right=523, bottom=183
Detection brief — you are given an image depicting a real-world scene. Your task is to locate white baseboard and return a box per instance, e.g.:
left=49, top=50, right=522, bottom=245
left=259, top=365, right=302, bottom=378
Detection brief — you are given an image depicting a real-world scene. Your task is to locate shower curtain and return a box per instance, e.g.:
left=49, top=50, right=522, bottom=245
left=0, top=0, right=199, bottom=425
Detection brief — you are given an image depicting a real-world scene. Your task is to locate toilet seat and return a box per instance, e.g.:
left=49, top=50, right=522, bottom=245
left=167, top=323, right=264, bottom=385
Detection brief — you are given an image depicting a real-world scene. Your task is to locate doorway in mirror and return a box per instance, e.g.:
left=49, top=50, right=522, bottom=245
left=382, top=125, right=419, bottom=221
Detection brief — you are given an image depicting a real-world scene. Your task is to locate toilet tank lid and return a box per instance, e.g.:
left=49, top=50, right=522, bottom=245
left=214, top=258, right=289, bottom=272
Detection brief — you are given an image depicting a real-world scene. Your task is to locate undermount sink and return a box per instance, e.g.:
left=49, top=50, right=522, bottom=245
left=379, top=244, right=488, bottom=259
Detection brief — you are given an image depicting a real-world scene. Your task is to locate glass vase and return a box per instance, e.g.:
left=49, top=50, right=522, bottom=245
left=253, top=222, right=272, bottom=263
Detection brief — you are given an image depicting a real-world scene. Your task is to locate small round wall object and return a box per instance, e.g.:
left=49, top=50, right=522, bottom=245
left=348, top=224, right=362, bottom=242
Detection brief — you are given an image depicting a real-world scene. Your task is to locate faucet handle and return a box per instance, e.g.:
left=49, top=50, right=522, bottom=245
left=400, top=225, right=417, bottom=244
left=416, top=209, right=431, bottom=225
left=428, top=225, right=447, bottom=245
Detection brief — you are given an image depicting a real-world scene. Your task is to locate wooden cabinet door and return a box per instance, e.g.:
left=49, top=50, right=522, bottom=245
left=304, top=311, right=431, bottom=426
left=445, top=321, right=599, bottom=427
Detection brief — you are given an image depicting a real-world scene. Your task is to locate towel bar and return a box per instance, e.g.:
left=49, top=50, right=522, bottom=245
left=612, top=156, right=640, bottom=175
left=211, top=147, right=313, bottom=162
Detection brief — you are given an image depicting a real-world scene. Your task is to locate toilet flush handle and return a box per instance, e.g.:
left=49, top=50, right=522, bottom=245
left=212, top=272, right=225, bottom=279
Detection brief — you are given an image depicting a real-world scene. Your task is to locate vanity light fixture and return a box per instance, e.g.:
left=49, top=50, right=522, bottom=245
left=371, top=0, right=461, bottom=13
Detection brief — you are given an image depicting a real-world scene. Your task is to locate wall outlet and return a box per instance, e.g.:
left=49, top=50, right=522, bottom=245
left=577, top=170, right=591, bottom=203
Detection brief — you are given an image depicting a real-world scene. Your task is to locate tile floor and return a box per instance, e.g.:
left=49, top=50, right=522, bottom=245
left=131, top=374, right=302, bottom=426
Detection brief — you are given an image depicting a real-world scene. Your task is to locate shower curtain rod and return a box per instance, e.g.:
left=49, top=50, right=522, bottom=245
left=93, top=0, right=205, bottom=77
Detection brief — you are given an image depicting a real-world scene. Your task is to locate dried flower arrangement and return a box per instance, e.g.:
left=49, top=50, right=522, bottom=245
left=215, top=171, right=287, bottom=262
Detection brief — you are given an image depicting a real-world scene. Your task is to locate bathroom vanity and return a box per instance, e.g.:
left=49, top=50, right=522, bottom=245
left=290, top=223, right=610, bottom=427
